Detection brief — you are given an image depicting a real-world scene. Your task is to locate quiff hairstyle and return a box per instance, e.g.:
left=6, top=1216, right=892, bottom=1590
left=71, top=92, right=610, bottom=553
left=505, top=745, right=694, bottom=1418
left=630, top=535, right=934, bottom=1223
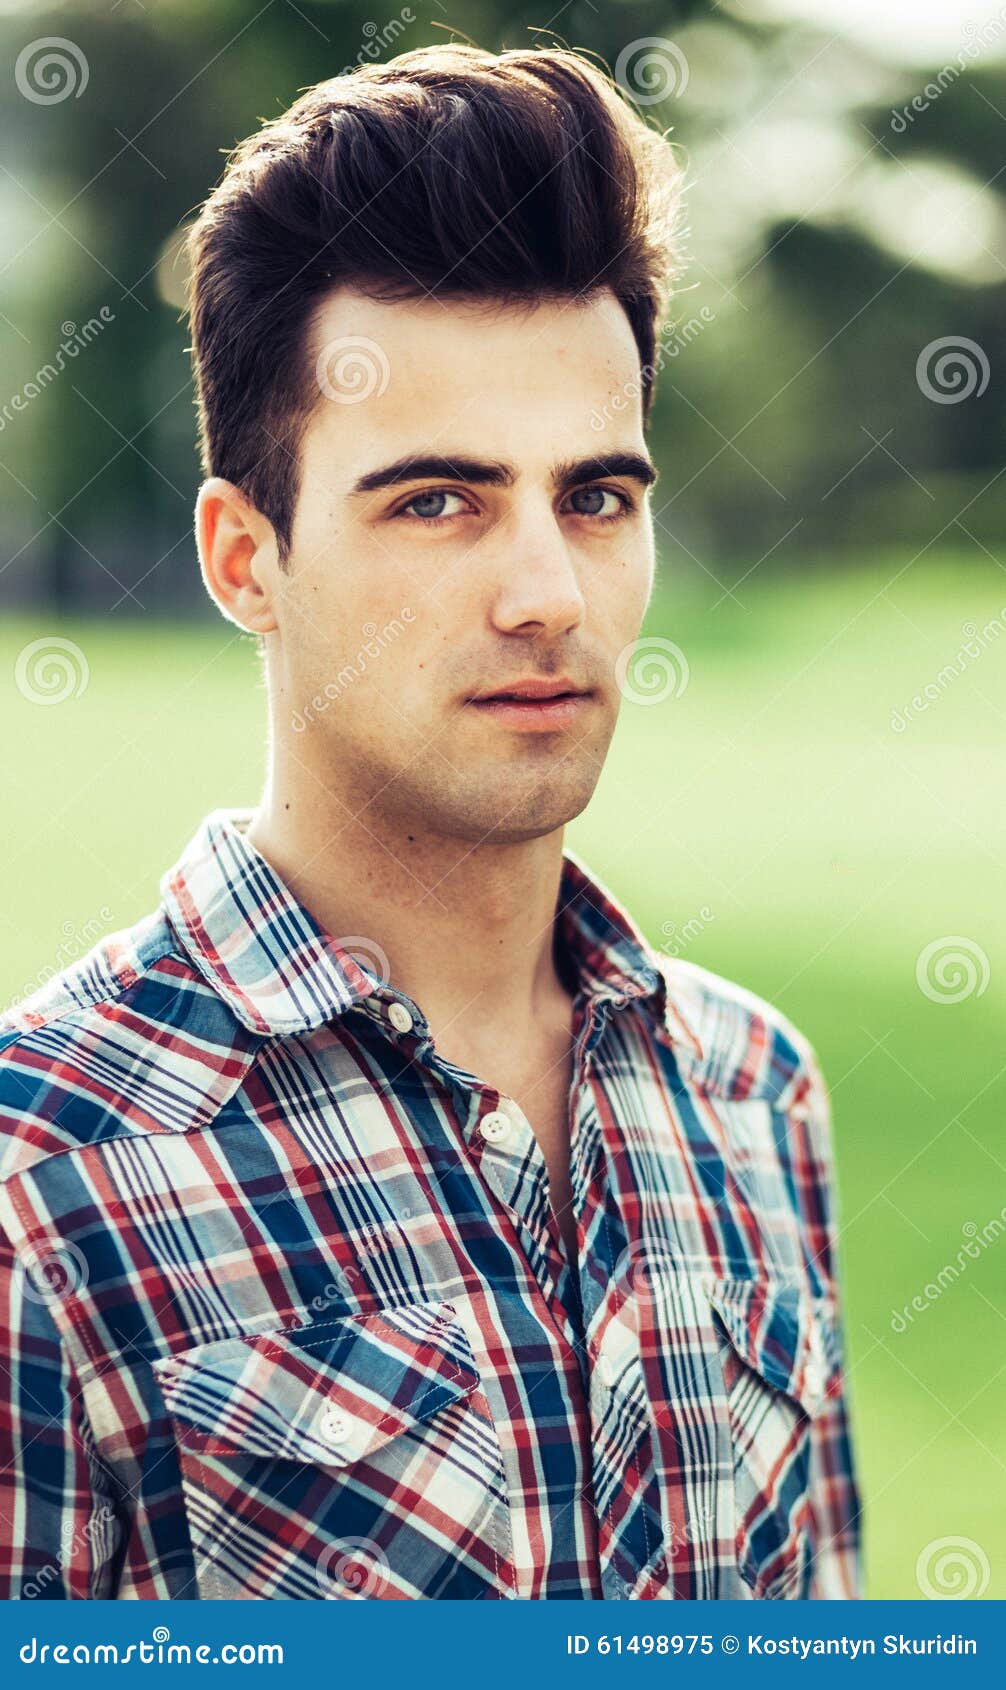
left=186, top=42, right=683, bottom=565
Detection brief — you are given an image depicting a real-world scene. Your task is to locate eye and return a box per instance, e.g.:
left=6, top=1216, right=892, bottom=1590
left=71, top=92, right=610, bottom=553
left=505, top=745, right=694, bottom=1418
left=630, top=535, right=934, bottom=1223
left=396, top=489, right=472, bottom=522
left=564, top=485, right=632, bottom=520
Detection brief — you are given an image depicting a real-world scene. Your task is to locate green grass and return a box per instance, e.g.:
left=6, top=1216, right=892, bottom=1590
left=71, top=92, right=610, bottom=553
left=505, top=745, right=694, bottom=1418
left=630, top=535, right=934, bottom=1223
left=3, top=550, right=1005, bottom=1599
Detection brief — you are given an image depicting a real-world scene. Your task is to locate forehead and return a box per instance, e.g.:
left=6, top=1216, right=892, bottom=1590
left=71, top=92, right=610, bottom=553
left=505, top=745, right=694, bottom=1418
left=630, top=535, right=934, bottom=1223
left=301, top=287, right=647, bottom=481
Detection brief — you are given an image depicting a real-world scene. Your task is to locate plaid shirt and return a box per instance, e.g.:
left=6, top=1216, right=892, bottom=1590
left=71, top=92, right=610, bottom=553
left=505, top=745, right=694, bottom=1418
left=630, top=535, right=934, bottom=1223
left=0, top=808, right=861, bottom=1601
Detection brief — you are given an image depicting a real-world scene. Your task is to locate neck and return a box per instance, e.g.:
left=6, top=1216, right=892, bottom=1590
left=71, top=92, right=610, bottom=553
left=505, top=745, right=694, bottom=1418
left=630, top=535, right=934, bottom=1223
left=244, top=785, right=575, bottom=1055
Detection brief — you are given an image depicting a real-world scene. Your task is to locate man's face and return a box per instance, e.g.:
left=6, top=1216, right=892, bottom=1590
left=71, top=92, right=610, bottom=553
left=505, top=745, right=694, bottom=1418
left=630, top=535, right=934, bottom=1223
left=268, top=286, right=656, bottom=845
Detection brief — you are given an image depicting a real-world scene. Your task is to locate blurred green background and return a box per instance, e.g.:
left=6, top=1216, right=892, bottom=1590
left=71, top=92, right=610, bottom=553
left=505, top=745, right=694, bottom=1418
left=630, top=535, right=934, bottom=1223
left=2, top=0, right=1005, bottom=1601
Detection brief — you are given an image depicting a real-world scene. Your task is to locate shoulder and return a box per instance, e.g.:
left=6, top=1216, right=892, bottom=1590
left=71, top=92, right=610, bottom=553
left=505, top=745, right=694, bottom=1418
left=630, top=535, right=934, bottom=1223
left=0, top=909, right=262, bottom=1181
left=648, top=952, right=825, bottom=1114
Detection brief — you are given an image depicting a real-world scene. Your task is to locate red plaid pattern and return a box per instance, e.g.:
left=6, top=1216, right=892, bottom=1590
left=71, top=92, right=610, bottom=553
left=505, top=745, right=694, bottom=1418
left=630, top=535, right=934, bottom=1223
left=0, top=808, right=861, bottom=1599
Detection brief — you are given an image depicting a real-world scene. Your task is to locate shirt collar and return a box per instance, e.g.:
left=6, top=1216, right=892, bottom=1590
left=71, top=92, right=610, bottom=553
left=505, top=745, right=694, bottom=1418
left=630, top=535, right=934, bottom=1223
left=160, top=808, right=703, bottom=1059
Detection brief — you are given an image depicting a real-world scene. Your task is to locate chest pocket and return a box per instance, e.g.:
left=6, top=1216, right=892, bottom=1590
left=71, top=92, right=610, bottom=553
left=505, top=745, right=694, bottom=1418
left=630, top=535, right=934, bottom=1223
left=707, top=1277, right=840, bottom=1600
left=630, top=1267, right=838, bottom=1599
left=152, top=1299, right=514, bottom=1600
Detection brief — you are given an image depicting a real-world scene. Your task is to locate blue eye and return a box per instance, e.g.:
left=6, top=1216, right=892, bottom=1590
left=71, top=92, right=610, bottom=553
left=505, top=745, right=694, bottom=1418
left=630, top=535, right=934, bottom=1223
left=399, top=490, right=470, bottom=521
left=567, top=486, right=629, bottom=518
left=407, top=491, right=449, bottom=519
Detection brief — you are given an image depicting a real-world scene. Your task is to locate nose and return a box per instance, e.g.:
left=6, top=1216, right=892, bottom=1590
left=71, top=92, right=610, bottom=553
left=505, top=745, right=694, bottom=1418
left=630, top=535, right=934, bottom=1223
left=487, top=500, right=586, bottom=640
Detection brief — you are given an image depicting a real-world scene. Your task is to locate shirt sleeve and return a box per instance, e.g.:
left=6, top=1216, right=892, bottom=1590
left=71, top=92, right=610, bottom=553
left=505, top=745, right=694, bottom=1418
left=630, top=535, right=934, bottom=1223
left=0, top=1220, right=122, bottom=1599
left=789, top=1040, right=865, bottom=1600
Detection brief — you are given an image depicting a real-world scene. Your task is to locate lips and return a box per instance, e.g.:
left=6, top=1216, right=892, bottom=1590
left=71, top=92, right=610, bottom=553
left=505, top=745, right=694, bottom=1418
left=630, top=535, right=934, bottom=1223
left=466, top=687, right=593, bottom=732
left=470, top=677, right=589, bottom=703
left=486, top=688, right=579, bottom=702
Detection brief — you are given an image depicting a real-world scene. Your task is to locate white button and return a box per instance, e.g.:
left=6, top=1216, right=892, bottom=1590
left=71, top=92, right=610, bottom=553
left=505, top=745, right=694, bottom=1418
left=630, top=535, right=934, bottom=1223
left=804, top=1359, right=825, bottom=1398
left=318, top=1402, right=353, bottom=1447
left=598, top=1353, right=617, bottom=1389
left=388, top=1002, right=413, bottom=1034
left=479, top=1110, right=511, bottom=1144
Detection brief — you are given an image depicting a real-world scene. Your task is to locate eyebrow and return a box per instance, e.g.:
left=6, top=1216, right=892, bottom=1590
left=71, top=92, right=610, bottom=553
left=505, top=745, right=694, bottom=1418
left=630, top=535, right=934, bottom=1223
left=349, top=451, right=658, bottom=496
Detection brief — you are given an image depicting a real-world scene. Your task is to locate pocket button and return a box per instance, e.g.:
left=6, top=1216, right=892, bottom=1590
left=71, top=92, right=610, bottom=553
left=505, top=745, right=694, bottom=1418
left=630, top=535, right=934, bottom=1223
left=318, top=1402, right=354, bottom=1449
left=804, top=1357, right=825, bottom=1402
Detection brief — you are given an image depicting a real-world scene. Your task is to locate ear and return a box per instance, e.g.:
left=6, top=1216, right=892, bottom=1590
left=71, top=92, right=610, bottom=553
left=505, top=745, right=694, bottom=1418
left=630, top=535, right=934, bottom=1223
left=195, top=478, right=280, bottom=633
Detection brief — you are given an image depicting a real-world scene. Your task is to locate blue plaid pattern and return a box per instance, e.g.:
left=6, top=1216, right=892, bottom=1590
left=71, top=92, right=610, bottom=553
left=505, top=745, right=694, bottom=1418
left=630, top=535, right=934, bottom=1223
left=0, top=808, right=861, bottom=1599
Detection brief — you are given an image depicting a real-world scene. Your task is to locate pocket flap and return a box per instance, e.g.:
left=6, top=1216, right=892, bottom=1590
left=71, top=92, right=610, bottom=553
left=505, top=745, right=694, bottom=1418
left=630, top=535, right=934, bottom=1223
left=705, top=1278, right=840, bottom=1417
left=152, top=1299, right=480, bottom=1467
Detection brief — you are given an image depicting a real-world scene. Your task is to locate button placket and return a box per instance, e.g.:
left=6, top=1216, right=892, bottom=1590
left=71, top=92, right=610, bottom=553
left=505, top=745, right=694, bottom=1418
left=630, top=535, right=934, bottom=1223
left=478, top=1109, right=511, bottom=1145
left=387, top=1001, right=414, bottom=1035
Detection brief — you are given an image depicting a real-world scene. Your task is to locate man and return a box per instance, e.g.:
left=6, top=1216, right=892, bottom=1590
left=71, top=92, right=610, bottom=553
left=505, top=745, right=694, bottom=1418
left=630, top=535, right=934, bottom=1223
left=0, top=43, right=861, bottom=1600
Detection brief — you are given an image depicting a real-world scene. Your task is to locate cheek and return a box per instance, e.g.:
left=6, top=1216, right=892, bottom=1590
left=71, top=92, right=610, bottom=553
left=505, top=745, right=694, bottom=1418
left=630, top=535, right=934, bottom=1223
left=597, top=538, right=653, bottom=620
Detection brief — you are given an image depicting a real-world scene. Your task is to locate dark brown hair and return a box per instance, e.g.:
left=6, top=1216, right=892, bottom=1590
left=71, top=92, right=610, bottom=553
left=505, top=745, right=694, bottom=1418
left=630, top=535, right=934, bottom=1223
left=186, top=42, right=682, bottom=565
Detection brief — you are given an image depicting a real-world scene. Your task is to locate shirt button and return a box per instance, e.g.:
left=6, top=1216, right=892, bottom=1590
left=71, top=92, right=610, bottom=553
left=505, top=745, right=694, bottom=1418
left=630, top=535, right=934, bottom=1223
left=318, top=1402, right=353, bottom=1448
left=804, top=1358, right=825, bottom=1399
left=479, top=1110, right=511, bottom=1144
left=598, top=1353, right=617, bottom=1389
left=387, top=1002, right=414, bottom=1035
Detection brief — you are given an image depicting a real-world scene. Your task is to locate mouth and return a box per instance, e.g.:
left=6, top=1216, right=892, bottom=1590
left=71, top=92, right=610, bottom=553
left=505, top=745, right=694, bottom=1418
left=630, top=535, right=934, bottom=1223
left=466, top=681, right=594, bottom=731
